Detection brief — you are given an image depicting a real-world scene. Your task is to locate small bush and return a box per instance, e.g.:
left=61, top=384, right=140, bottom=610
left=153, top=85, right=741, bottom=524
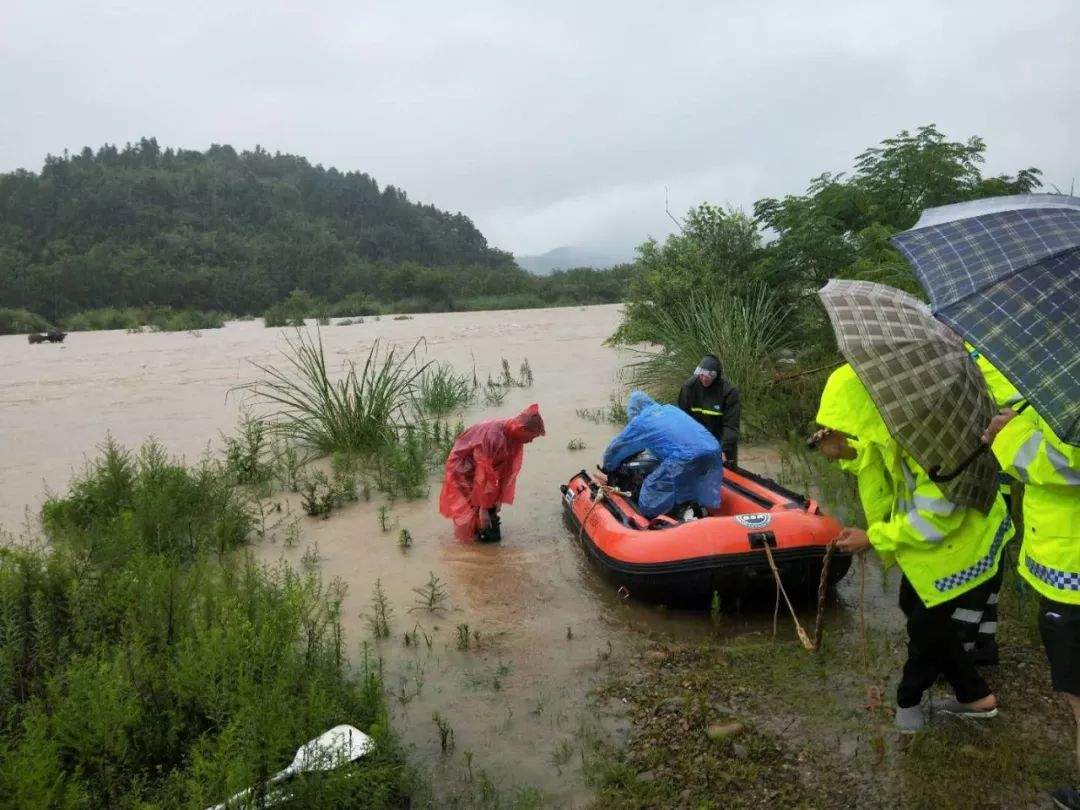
left=141, top=306, right=224, bottom=331
left=42, top=438, right=252, bottom=561
left=63, top=307, right=140, bottom=331
left=223, top=412, right=274, bottom=486
left=264, top=290, right=326, bottom=328
left=327, top=292, right=381, bottom=318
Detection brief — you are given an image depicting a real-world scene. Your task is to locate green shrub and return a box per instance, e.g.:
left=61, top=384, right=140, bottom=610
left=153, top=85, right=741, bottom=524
left=141, top=307, right=225, bottom=331
left=0, top=307, right=52, bottom=335
left=42, top=438, right=252, bottom=561
left=264, top=290, right=326, bottom=328
left=223, top=412, right=275, bottom=486
left=328, top=292, right=381, bottom=318
left=0, top=441, right=412, bottom=807
left=62, top=307, right=140, bottom=331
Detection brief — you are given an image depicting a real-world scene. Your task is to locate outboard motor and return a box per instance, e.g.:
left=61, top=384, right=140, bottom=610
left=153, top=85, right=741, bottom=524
left=607, top=450, right=661, bottom=504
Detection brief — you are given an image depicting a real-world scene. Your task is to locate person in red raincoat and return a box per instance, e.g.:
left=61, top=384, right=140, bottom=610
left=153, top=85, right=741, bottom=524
left=439, top=404, right=545, bottom=542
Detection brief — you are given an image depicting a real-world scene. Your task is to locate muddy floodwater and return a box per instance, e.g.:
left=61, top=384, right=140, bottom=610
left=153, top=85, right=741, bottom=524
left=0, top=305, right=891, bottom=805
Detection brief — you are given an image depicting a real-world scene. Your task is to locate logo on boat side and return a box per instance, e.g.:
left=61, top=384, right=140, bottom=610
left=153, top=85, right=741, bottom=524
left=734, top=513, right=772, bottom=529
left=564, top=489, right=575, bottom=505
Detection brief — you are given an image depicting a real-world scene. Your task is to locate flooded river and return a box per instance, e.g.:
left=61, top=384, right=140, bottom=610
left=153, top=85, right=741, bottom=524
left=0, top=304, right=887, bottom=806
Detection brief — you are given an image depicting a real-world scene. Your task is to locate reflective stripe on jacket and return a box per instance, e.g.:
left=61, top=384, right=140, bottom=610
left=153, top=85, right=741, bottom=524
left=991, top=408, right=1080, bottom=604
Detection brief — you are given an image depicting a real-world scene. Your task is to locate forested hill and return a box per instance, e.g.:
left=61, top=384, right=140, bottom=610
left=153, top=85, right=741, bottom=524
left=0, top=138, right=527, bottom=319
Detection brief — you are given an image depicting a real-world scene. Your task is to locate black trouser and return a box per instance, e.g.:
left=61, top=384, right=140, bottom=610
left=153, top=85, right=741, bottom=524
left=722, top=441, right=737, bottom=466
left=476, top=508, right=501, bottom=542
left=953, top=561, right=1003, bottom=659
left=897, top=575, right=992, bottom=708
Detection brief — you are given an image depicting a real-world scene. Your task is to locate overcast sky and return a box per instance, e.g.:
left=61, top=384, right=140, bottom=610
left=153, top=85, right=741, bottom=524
left=2, top=1, right=1078, bottom=257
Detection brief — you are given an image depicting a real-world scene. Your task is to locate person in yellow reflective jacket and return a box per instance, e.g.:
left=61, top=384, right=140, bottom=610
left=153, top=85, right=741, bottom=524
left=813, top=364, right=1011, bottom=733
left=984, top=403, right=1080, bottom=809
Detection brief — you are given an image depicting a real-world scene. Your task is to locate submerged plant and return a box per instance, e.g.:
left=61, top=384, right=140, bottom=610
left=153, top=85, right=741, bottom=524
left=222, top=411, right=274, bottom=486
left=417, top=362, right=474, bottom=416
left=566, top=438, right=586, bottom=451
left=378, top=505, right=393, bottom=533
left=366, top=578, right=393, bottom=639
left=398, top=528, right=412, bottom=549
left=433, top=712, right=455, bottom=753
left=376, top=426, right=429, bottom=500
left=518, top=358, right=534, bottom=387
left=483, top=382, right=506, bottom=407
left=411, top=571, right=449, bottom=613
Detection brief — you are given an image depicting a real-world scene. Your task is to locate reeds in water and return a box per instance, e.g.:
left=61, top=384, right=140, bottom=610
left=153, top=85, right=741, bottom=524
left=417, top=362, right=474, bottom=416
left=240, top=329, right=427, bottom=457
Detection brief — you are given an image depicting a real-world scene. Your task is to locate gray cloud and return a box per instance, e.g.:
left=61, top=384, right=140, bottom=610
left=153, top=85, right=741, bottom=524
left=2, top=0, right=1077, bottom=255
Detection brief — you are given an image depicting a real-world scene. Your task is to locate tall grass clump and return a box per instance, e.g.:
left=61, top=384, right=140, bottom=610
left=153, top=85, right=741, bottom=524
left=0, top=307, right=52, bottom=335
left=2, top=440, right=411, bottom=807
left=626, top=286, right=795, bottom=436
left=241, top=329, right=428, bottom=457
left=417, top=362, right=474, bottom=416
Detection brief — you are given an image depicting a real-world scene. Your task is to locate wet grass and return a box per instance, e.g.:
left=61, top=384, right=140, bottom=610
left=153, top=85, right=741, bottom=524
left=575, top=395, right=629, bottom=426
left=588, top=566, right=1072, bottom=809
left=418, top=362, right=475, bottom=416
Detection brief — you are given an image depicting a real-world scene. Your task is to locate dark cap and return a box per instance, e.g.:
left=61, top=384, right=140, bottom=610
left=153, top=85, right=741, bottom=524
left=698, top=354, right=720, bottom=374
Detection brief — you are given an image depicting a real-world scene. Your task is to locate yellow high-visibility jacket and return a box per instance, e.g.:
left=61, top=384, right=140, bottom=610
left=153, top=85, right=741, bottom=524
left=991, top=407, right=1080, bottom=604
left=817, top=365, right=1011, bottom=608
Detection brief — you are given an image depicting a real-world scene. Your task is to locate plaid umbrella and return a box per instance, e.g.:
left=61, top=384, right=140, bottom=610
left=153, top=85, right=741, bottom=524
left=818, top=279, right=999, bottom=513
left=892, top=194, right=1080, bottom=445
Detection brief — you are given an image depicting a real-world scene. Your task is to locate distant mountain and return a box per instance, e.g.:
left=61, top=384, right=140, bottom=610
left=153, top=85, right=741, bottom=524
left=516, top=245, right=634, bottom=275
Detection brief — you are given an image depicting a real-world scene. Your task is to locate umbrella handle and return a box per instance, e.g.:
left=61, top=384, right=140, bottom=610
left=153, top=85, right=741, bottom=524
left=928, top=402, right=1030, bottom=483
left=928, top=444, right=988, bottom=483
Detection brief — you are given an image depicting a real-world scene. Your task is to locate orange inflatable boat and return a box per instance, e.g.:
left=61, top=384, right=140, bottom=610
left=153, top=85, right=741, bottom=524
left=561, top=463, right=850, bottom=604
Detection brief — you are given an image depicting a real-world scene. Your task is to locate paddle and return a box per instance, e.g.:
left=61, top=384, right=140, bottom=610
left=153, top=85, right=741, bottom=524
left=207, top=724, right=374, bottom=810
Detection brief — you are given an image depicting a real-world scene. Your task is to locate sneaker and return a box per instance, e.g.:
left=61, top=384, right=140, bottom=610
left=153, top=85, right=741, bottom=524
left=1051, top=788, right=1080, bottom=810
left=894, top=704, right=925, bottom=734
left=930, top=697, right=998, bottom=719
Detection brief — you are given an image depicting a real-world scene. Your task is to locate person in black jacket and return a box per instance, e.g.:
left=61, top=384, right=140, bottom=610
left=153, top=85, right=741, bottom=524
left=677, top=354, right=741, bottom=464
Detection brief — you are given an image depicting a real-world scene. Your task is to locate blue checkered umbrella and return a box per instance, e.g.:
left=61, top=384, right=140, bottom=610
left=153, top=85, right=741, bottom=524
left=892, top=194, right=1080, bottom=445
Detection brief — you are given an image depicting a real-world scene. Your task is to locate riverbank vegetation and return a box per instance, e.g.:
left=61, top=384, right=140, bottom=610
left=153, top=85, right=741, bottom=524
left=0, top=440, right=411, bottom=807
left=611, top=125, right=1043, bottom=440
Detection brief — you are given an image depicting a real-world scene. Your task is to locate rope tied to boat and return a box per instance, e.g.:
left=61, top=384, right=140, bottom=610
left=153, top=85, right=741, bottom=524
left=762, top=537, right=838, bottom=652
left=578, top=484, right=631, bottom=544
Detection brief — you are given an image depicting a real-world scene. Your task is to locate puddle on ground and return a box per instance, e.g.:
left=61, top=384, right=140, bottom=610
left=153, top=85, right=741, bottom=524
left=0, top=304, right=898, bottom=806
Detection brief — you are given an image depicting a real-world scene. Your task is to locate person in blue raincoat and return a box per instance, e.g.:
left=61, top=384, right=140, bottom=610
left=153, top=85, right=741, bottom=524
left=602, top=390, right=725, bottom=518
